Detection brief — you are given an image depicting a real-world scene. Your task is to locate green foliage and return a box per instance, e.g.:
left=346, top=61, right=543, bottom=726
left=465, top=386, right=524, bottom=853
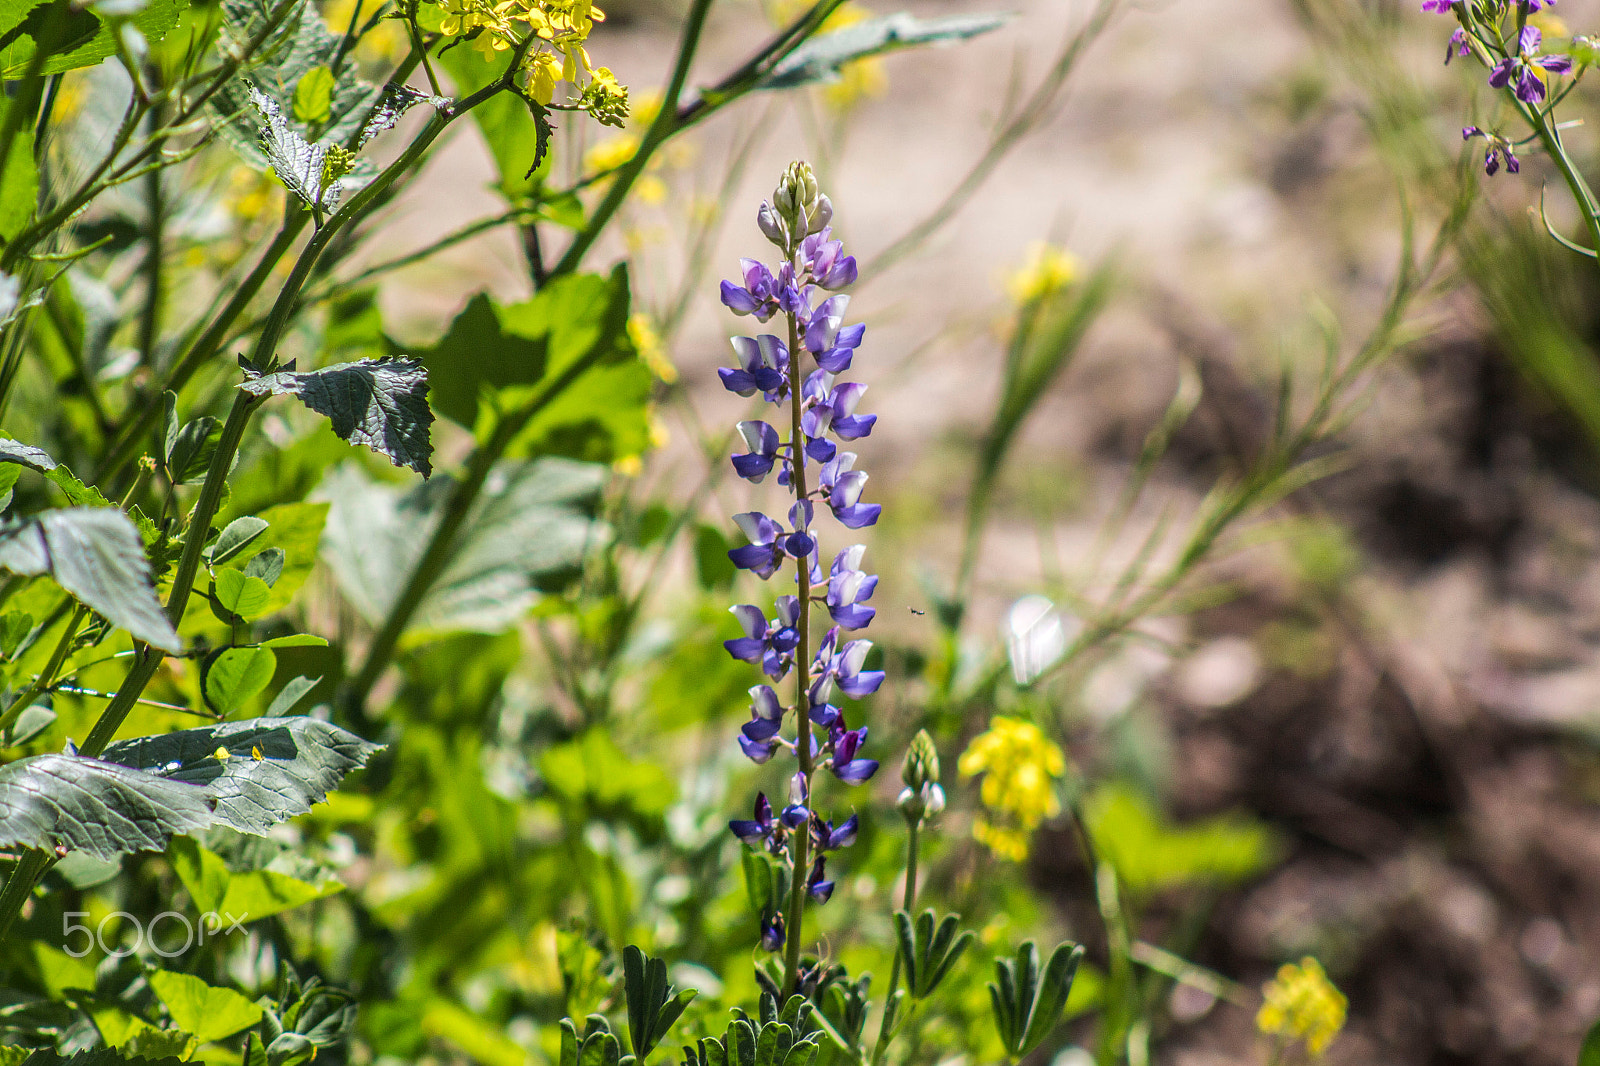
left=623, top=945, right=697, bottom=1059
left=0, top=508, right=181, bottom=651
left=761, top=12, right=1007, bottom=90
left=147, top=970, right=263, bottom=1043
left=893, top=909, right=973, bottom=999
left=1081, top=782, right=1281, bottom=897
left=0, top=752, right=215, bottom=860
left=0, top=129, right=37, bottom=242
left=240, top=357, right=435, bottom=476
left=0, top=0, right=188, bottom=77
left=987, top=941, right=1084, bottom=1059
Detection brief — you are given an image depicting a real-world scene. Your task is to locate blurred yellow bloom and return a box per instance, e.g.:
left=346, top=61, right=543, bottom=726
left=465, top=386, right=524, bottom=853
left=584, top=133, right=639, bottom=174
left=636, top=175, right=668, bottom=204
left=1257, top=957, right=1346, bottom=1059
left=958, top=716, right=1066, bottom=861
left=224, top=168, right=281, bottom=223
left=628, top=313, right=677, bottom=383
left=321, top=0, right=407, bottom=63
left=1006, top=242, right=1079, bottom=306
left=1529, top=10, right=1568, bottom=38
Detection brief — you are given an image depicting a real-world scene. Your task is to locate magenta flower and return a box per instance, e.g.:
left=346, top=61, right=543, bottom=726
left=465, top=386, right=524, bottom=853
left=1489, top=26, right=1572, bottom=104
left=1463, top=126, right=1520, bottom=175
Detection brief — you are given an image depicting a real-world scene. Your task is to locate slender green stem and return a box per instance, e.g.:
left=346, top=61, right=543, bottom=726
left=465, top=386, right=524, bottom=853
left=869, top=822, right=919, bottom=1065
left=0, top=605, right=86, bottom=736
left=549, top=0, right=715, bottom=279
left=137, top=112, right=167, bottom=369
left=781, top=301, right=814, bottom=998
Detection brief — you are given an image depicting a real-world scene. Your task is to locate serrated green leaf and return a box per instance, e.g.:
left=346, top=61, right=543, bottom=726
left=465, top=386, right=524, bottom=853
left=203, top=645, right=276, bottom=711
left=214, top=569, right=273, bottom=620
left=120, top=1029, right=199, bottom=1061
left=292, top=64, right=334, bottom=124
left=211, top=516, right=268, bottom=565
left=0, top=507, right=181, bottom=651
left=102, top=716, right=381, bottom=834
left=0, top=752, right=214, bottom=861
left=148, top=970, right=264, bottom=1043
left=319, top=457, right=605, bottom=634
left=241, top=357, right=433, bottom=476
left=760, top=12, right=1007, bottom=90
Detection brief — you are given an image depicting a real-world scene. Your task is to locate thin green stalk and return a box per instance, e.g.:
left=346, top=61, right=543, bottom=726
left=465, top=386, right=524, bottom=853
left=869, top=822, right=919, bottom=1065
left=781, top=302, right=814, bottom=999
left=549, top=0, right=715, bottom=279
left=0, top=605, right=86, bottom=736
left=137, top=117, right=166, bottom=369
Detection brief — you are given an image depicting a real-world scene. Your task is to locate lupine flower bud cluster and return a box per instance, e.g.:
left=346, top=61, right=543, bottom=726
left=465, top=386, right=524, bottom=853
left=719, top=163, right=880, bottom=951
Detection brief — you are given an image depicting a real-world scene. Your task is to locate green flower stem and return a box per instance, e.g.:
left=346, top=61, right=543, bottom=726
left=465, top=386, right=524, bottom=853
left=0, top=852, right=52, bottom=939
left=0, top=604, right=86, bottom=736
left=781, top=304, right=814, bottom=1000
left=1522, top=100, right=1600, bottom=257
left=136, top=105, right=167, bottom=370
left=869, top=822, right=919, bottom=1065
left=549, top=0, right=715, bottom=280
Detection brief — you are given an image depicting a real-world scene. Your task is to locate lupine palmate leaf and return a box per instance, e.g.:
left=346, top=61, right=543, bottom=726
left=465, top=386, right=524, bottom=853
left=0, top=753, right=215, bottom=862
left=759, top=12, right=1008, bottom=90
left=319, top=458, right=605, bottom=633
left=101, top=717, right=382, bottom=835
left=622, top=946, right=696, bottom=1059
left=0, top=508, right=181, bottom=651
left=242, top=357, right=433, bottom=476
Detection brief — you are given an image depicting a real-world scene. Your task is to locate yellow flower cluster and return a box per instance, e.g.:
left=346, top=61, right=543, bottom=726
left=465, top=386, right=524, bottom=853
left=1256, top=957, right=1347, bottom=1059
left=958, top=716, right=1066, bottom=862
left=1006, top=242, right=1079, bottom=306
left=426, top=0, right=624, bottom=116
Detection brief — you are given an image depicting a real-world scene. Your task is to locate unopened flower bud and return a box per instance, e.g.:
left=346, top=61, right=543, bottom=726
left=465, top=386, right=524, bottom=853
left=896, top=782, right=946, bottom=825
left=901, top=729, right=940, bottom=791
left=808, top=194, right=833, bottom=235
left=774, top=161, right=825, bottom=244
left=757, top=200, right=787, bottom=249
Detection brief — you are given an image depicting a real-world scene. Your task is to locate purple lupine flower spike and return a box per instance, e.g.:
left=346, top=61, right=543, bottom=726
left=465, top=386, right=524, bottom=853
left=826, top=545, right=878, bottom=629
left=720, top=335, right=790, bottom=400
left=733, top=420, right=783, bottom=482
left=819, top=453, right=882, bottom=528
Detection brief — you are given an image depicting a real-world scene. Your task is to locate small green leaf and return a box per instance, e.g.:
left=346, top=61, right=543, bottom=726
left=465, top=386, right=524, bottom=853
left=292, top=65, right=335, bottom=125
left=211, top=515, right=268, bottom=566
left=148, top=970, right=264, bottom=1043
left=167, top=415, right=223, bottom=484
left=3, top=701, right=55, bottom=745
left=260, top=634, right=328, bottom=649
left=203, top=645, right=277, bottom=712
left=264, top=673, right=320, bottom=716
left=214, top=569, right=273, bottom=620
left=244, top=546, right=286, bottom=588
left=741, top=848, right=774, bottom=915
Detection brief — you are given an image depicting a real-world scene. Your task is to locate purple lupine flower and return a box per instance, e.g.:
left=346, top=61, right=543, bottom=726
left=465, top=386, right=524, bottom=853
left=809, top=696, right=841, bottom=729
left=825, top=545, right=877, bottom=630
left=827, top=718, right=879, bottom=784
left=720, top=335, right=789, bottom=400
left=1488, top=25, right=1572, bottom=104
left=730, top=792, right=779, bottom=846
left=733, top=420, right=784, bottom=483
left=803, top=376, right=877, bottom=444
left=760, top=912, right=786, bottom=951
left=1445, top=28, right=1469, bottom=63
left=729, top=511, right=790, bottom=578
left=810, top=626, right=886, bottom=704
left=738, top=685, right=785, bottom=763
left=806, top=855, right=834, bottom=903
left=781, top=771, right=810, bottom=827
left=818, top=452, right=882, bottom=529
left=786, top=500, right=817, bottom=559
left=811, top=812, right=859, bottom=851
left=724, top=600, right=801, bottom=678
left=1463, top=126, right=1520, bottom=175
left=721, top=258, right=782, bottom=321
left=800, top=230, right=858, bottom=290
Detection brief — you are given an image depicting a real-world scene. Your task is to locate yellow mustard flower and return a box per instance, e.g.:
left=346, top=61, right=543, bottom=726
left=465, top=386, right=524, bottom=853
left=1257, top=957, right=1347, bottom=1059
left=958, top=716, right=1066, bottom=861
left=1006, top=242, right=1080, bottom=306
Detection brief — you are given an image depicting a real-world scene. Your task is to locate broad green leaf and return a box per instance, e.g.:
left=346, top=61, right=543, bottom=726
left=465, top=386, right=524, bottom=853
left=0, top=753, right=213, bottom=861
left=318, top=458, right=605, bottom=634
left=202, top=645, right=277, bottom=711
left=0, top=129, right=36, bottom=244
left=211, top=515, right=268, bottom=565
left=119, top=1030, right=199, bottom=1061
left=87, top=1002, right=160, bottom=1048
left=25, top=941, right=95, bottom=995
left=243, top=546, right=285, bottom=587
left=214, top=568, right=272, bottom=620
left=292, top=64, right=334, bottom=125
left=102, top=716, right=382, bottom=834
left=0, top=508, right=181, bottom=651
left=241, top=357, right=433, bottom=476
left=693, top=523, right=736, bottom=590
left=0, top=0, right=188, bottom=76
left=168, top=834, right=231, bottom=912
left=418, top=269, right=650, bottom=463
left=759, top=12, right=1007, bottom=90
left=148, top=969, right=265, bottom=1043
